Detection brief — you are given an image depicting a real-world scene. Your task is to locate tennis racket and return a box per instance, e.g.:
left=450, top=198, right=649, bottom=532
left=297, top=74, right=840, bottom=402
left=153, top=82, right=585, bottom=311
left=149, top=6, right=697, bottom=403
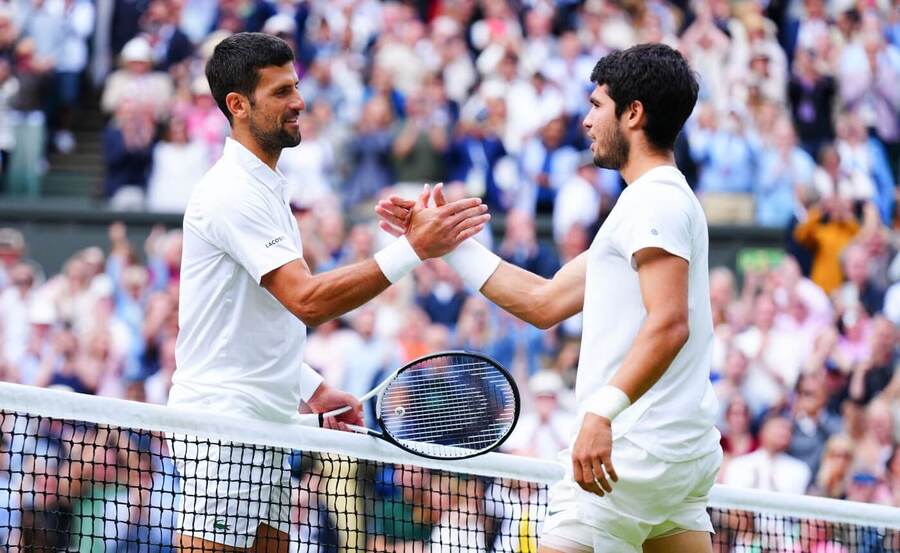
left=303, top=351, right=520, bottom=460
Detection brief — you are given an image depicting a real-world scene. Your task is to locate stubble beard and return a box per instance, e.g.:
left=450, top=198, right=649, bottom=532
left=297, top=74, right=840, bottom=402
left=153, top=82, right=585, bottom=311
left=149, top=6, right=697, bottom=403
left=592, top=122, right=630, bottom=171
left=248, top=111, right=302, bottom=158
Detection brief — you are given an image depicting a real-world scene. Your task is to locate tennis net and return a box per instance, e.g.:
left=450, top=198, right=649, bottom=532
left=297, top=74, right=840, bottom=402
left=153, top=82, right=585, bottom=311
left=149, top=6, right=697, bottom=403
left=0, top=382, right=897, bottom=552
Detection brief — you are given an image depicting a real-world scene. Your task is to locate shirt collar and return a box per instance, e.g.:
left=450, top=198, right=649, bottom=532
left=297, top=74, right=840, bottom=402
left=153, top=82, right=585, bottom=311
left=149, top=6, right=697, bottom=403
left=223, top=137, right=289, bottom=199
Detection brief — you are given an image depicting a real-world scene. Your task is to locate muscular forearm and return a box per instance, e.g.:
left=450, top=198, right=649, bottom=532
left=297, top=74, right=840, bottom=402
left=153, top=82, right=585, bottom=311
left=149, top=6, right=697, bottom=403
left=274, top=259, right=391, bottom=327
left=479, top=252, right=585, bottom=329
left=480, top=261, right=555, bottom=327
left=609, top=313, right=689, bottom=402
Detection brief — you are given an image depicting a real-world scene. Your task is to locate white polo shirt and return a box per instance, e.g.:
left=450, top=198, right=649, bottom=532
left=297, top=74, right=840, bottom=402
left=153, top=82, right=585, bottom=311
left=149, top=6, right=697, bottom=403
left=169, top=138, right=323, bottom=423
left=576, top=165, right=720, bottom=462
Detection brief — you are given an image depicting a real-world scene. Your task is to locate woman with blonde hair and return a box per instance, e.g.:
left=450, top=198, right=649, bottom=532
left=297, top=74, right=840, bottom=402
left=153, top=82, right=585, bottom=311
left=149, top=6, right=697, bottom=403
left=810, top=435, right=854, bottom=499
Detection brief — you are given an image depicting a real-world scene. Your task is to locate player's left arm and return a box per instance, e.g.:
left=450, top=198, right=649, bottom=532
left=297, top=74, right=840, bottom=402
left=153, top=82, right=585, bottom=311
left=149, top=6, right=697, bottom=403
left=571, top=247, right=690, bottom=497
left=609, top=247, right=690, bottom=401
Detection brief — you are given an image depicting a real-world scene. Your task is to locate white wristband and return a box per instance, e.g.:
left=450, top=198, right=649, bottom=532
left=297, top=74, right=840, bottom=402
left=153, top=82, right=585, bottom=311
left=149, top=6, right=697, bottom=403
left=584, top=385, right=631, bottom=422
left=443, top=238, right=501, bottom=291
left=374, top=235, right=422, bottom=283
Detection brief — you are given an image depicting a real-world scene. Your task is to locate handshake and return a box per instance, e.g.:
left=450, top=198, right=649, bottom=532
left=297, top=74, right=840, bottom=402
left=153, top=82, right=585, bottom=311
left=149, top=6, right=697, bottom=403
left=372, top=183, right=501, bottom=290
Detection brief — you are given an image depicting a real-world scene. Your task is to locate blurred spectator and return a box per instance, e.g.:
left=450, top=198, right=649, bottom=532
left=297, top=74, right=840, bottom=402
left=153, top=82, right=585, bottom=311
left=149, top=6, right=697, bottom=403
left=145, top=116, right=206, bottom=213
left=101, top=36, right=174, bottom=120
left=793, top=195, right=860, bottom=294
left=445, top=100, right=508, bottom=211
left=414, top=261, right=467, bottom=329
left=833, top=111, right=895, bottom=225
left=0, top=227, right=26, bottom=288
left=183, top=76, right=229, bottom=167
left=789, top=372, right=843, bottom=475
left=103, top=101, right=157, bottom=203
left=836, top=29, right=900, bottom=150
left=8, top=38, right=52, bottom=196
left=279, top=112, right=336, bottom=209
left=497, top=210, right=559, bottom=279
left=390, top=86, right=449, bottom=185
left=516, top=115, right=579, bottom=215
left=503, top=370, right=576, bottom=461
left=552, top=151, right=602, bottom=244
left=846, top=317, right=898, bottom=405
left=714, top=349, right=766, bottom=422
left=0, top=58, right=19, bottom=183
left=343, top=96, right=395, bottom=209
left=0, top=261, right=35, bottom=368
left=809, top=434, right=855, bottom=500
left=723, top=414, right=813, bottom=494
left=788, top=47, right=836, bottom=158
left=811, top=143, right=876, bottom=208
left=835, top=243, right=885, bottom=316
left=719, top=396, right=760, bottom=463
left=734, top=294, right=805, bottom=413
left=34, top=327, right=95, bottom=394
left=754, top=117, right=816, bottom=227
left=18, top=0, right=94, bottom=154
left=854, top=399, right=896, bottom=477
left=139, top=0, right=193, bottom=71
left=687, top=104, right=759, bottom=195
left=680, top=5, right=732, bottom=111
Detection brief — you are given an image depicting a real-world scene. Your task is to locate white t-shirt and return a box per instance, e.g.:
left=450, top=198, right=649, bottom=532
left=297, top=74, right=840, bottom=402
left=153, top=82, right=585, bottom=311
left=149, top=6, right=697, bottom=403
left=169, top=138, right=323, bottom=423
left=576, top=165, right=720, bottom=462
left=723, top=450, right=812, bottom=495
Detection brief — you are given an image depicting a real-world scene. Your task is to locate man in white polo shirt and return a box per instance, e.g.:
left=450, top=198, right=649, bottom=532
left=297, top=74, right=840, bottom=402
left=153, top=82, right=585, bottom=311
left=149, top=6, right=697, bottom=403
left=378, top=44, right=721, bottom=552
left=169, top=32, right=490, bottom=553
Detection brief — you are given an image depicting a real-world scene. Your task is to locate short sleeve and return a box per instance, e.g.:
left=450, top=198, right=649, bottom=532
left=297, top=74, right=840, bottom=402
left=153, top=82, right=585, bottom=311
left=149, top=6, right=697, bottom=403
left=208, top=189, right=301, bottom=283
left=614, top=184, right=693, bottom=267
left=300, top=362, right=324, bottom=402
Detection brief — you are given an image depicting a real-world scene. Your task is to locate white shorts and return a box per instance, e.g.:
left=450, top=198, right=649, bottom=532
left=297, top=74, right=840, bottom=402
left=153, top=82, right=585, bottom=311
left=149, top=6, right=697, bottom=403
left=541, top=438, right=722, bottom=552
left=169, top=434, right=292, bottom=549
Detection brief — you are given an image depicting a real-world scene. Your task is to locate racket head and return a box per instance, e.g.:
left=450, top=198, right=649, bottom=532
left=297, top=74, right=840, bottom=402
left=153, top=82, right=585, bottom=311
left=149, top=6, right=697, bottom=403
left=375, top=350, right=520, bottom=460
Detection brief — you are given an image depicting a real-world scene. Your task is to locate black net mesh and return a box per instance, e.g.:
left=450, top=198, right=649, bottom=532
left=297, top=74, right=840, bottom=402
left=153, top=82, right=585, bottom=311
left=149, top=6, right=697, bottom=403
left=1, top=409, right=897, bottom=552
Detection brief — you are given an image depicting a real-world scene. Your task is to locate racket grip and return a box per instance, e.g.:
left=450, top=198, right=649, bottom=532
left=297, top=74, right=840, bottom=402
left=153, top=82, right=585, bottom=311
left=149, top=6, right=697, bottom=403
left=346, top=424, right=380, bottom=437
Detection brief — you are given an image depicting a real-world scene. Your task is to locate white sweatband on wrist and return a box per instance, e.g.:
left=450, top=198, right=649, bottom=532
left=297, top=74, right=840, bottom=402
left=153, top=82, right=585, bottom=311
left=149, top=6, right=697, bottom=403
left=584, top=385, right=631, bottom=421
left=443, top=238, right=501, bottom=291
left=374, top=235, right=422, bottom=283
left=299, top=362, right=324, bottom=402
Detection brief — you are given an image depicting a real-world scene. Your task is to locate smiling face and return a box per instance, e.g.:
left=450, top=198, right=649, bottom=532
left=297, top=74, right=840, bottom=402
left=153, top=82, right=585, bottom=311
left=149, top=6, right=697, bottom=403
left=244, top=63, right=305, bottom=153
left=583, top=85, right=630, bottom=170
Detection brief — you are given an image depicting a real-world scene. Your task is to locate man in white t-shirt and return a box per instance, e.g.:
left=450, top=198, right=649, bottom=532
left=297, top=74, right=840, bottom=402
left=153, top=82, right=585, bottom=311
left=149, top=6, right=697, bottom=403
left=379, top=43, right=721, bottom=552
left=170, top=32, right=490, bottom=553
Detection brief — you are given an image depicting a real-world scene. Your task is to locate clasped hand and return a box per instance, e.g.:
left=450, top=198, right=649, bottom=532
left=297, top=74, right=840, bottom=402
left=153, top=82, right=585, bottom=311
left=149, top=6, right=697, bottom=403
left=376, top=183, right=488, bottom=259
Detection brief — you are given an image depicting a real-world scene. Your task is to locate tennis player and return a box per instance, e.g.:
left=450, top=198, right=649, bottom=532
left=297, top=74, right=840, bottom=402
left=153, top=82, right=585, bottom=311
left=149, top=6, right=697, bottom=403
left=168, top=32, right=490, bottom=553
left=378, top=43, right=721, bottom=552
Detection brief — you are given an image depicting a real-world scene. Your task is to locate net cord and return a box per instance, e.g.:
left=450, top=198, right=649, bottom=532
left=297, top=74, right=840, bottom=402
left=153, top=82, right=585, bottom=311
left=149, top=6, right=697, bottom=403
left=1, top=381, right=898, bottom=530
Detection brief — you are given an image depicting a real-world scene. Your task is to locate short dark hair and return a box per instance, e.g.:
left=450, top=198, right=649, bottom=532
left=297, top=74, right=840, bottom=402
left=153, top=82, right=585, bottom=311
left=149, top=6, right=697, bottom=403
left=590, top=43, right=699, bottom=151
left=205, top=32, right=294, bottom=124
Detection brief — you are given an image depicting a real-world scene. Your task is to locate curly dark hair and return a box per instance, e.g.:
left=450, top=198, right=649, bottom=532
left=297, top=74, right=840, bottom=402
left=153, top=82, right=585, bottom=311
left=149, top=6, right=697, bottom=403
left=205, top=32, right=295, bottom=125
left=590, top=43, right=699, bottom=151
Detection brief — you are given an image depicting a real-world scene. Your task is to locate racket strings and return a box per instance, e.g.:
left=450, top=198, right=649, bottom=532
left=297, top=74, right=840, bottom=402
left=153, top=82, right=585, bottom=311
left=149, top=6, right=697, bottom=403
left=379, top=356, right=516, bottom=457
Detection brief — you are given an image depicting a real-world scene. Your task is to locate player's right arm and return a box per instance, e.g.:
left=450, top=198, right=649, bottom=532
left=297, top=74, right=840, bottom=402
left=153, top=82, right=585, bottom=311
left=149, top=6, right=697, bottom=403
left=263, top=197, right=489, bottom=327
left=376, top=185, right=586, bottom=329
left=477, top=253, right=586, bottom=329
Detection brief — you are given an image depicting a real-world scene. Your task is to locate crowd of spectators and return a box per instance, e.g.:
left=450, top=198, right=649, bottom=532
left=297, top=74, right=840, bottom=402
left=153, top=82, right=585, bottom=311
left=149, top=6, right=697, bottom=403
left=0, top=0, right=895, bottom=225
left=0, top=0, right=898, bottom=549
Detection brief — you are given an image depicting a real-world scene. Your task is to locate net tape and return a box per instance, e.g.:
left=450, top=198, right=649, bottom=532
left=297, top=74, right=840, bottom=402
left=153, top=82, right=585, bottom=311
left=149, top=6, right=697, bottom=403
left=0, top=382, right=897, bottom=552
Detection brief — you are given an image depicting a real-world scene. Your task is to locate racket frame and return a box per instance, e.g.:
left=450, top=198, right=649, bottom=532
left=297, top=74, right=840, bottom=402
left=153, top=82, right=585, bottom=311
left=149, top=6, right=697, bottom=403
left=371, top=350, right=521, bottom=460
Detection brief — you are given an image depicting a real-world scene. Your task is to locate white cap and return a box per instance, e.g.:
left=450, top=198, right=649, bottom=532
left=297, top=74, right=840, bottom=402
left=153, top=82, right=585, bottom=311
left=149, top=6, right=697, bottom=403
left=28, top=297, right=57, bottom=325
left=121, top=36, right=153, bottom=63
left=263, top=14, right=296, bottom=36
left=530, top=370, right=565, bottom=396
left=191, top=76, right=212, bottom=96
